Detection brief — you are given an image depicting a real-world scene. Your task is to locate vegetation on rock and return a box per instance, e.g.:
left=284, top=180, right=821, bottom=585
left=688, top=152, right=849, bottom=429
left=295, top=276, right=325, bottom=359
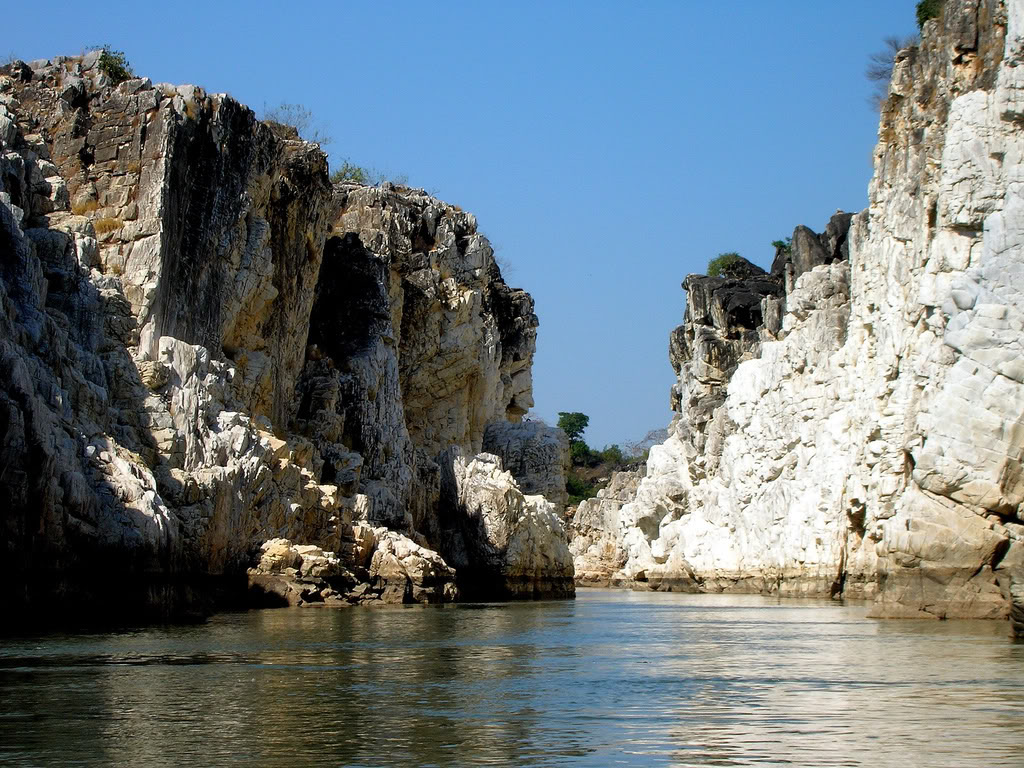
left=96, top=47, right=133, bottom=85
left=707, top=252, right=740, bottom=277
left=916, top=0, right=944, bottom=30
left=331, top=161, right=372, bottom=184
left=261, top=102, right=332, bottom=145
left=865, top=36, right=918, bottom=109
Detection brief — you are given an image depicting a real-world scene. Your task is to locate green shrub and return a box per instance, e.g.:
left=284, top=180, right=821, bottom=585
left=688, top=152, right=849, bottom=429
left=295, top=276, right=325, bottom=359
left=707, top=252, right=740, bottom=277
left=600, top=444, right=624, bottom=465
left=331, top=161, right=371, bottom=184
left=916, top=0, right=943, bottom=30
left=97, top=47, right=133, bottom=85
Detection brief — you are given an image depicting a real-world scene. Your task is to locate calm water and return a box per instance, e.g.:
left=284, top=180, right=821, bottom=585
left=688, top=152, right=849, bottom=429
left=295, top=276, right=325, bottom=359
left=1, top=589, right=1022, bottom=767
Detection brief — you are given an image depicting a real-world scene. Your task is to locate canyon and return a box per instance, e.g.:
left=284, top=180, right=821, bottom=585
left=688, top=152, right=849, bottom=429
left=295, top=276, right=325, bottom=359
left=1, top=0, right=1022, bottom=637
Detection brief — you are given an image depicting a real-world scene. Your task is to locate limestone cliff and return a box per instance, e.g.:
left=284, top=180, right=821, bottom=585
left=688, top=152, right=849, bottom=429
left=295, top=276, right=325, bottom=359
left=572, top=0, right=1024, bottom=621
left=0, top=53, right=571, bottom=620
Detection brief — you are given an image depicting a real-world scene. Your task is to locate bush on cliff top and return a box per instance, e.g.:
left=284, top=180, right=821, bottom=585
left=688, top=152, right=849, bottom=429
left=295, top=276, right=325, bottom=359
left=94, top=46, right=133, bottom=85
left=331, top=161, right=372, bottom=184
left=916, top=0, right=943, bottom=30
left=707, top=252, right=740, bottom=277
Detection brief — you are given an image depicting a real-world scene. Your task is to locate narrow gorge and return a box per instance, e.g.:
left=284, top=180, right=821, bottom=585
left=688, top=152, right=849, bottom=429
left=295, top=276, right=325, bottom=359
left=1, top=0, right=1022, bottom=638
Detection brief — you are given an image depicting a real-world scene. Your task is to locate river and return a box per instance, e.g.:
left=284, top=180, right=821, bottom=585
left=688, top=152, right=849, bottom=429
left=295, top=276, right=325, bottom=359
left=1, top=589, right=1021, bottom=767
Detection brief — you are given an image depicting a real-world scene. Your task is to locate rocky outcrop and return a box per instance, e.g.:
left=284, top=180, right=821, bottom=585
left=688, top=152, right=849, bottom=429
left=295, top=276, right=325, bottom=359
left=0, top=54, right=571, bottom=620
left=572, top=0, right=1024, bottom=622
left=440, top=450, right=575, bottom=598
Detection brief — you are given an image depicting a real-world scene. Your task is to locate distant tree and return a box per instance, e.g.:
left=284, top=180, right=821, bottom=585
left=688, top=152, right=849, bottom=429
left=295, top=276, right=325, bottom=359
left=771, top=237, right=792, bottom=257
left=331, top=160, right=370, bottom=184
left=88, top=45, right=133, bottom=85
left=865, top=35, right=918, bottom=110
left=600, top=444, right=624, bottom=465
left=557, top=412, right=589, bottom=445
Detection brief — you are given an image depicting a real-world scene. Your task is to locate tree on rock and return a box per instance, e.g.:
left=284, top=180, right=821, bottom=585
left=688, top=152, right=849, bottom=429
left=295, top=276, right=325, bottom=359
left=557, top=412, right=589, bottom=445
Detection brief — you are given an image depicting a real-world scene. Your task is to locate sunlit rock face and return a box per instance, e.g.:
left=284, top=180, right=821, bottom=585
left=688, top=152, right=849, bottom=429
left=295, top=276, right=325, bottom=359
left=572, top=0, right=1024, bottom=619
left=0, top=54, right=568, bottom=618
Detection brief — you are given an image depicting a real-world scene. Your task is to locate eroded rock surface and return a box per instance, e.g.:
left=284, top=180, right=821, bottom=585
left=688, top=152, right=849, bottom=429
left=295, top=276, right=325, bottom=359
left=482, top=420, right=570, bottom=511
left=0, top=54, right=570, bottom=619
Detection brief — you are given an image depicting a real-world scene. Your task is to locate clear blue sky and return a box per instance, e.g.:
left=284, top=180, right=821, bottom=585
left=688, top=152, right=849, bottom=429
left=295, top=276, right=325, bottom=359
left=8, top=1, right=917, bottom=451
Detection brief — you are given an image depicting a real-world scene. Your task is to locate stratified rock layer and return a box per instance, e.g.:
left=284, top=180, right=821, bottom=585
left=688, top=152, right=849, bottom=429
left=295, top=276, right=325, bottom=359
left=573, top=0, right=1023, bottom=621
left=0, top=55, right=571, bottom=620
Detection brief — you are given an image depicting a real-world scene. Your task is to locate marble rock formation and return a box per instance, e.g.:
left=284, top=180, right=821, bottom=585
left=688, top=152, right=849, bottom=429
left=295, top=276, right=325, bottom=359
left=0, top=54, right=571, bottom=619
left=569, top=468, right=644, bottom=586
left=440, top=450, right=575, bottom=598
left=571, top=0, right=1024, bottom=621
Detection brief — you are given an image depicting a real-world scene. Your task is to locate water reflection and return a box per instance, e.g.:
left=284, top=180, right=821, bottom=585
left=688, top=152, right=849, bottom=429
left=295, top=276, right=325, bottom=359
left=1, top=590, right=1022, bottom=766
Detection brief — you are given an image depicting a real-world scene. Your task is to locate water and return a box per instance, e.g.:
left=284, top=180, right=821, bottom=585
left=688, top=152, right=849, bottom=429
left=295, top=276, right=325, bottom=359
left=1, top=589, right=1022, bottom=767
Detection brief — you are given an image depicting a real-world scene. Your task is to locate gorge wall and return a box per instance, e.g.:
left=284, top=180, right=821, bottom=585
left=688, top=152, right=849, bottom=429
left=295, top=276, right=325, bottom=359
left=0, top=53, right=572, bottom=620
left=572, top=0, right=1024, bottom=623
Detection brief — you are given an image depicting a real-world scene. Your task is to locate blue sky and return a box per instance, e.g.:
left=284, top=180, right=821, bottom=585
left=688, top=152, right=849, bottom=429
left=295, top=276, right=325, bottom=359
left=8, top=1, right=917, bottom=450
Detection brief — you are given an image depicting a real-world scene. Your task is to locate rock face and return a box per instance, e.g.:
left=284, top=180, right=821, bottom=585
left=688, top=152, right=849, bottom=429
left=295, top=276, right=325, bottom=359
left=573, top=0, right=1024, bottom=621
left=0, top=54, right=571, bottom=620
left=440, top=450, right=575, bottom=598
left=482, top=420, right=570, bottom=511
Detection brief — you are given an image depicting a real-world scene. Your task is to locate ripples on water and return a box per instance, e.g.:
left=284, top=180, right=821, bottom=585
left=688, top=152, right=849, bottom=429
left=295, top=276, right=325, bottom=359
left=1, top=589, right=1022, bottom=767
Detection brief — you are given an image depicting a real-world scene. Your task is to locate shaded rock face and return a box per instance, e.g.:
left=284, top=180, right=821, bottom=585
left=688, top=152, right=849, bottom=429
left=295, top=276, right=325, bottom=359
left=482, top=420, right=570, bottom=511
left=439, top=450, right=574, bottom=599
left=669, top=257, right=783, bottom=465
left=572, top=0, right=1024, bottom=621
left=0, top=55, right=569, bottom=619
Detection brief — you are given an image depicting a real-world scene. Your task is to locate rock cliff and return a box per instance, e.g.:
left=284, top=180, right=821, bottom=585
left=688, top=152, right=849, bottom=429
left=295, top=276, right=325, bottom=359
left=572, top=0, right=1024, bottom=622
left=0, top=54, right=571, bottom=620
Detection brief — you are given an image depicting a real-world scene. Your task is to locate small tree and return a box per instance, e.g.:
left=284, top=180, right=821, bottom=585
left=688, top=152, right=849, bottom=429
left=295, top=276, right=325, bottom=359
left=331, top=161, right=371, bottom=184
left=865, top=35, right=918, bottom=110
left=557, top=412, right=589, bottom=445
left=90, top=45, right=133, bottom=85
left=262, top=102, right=332, bottom=145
